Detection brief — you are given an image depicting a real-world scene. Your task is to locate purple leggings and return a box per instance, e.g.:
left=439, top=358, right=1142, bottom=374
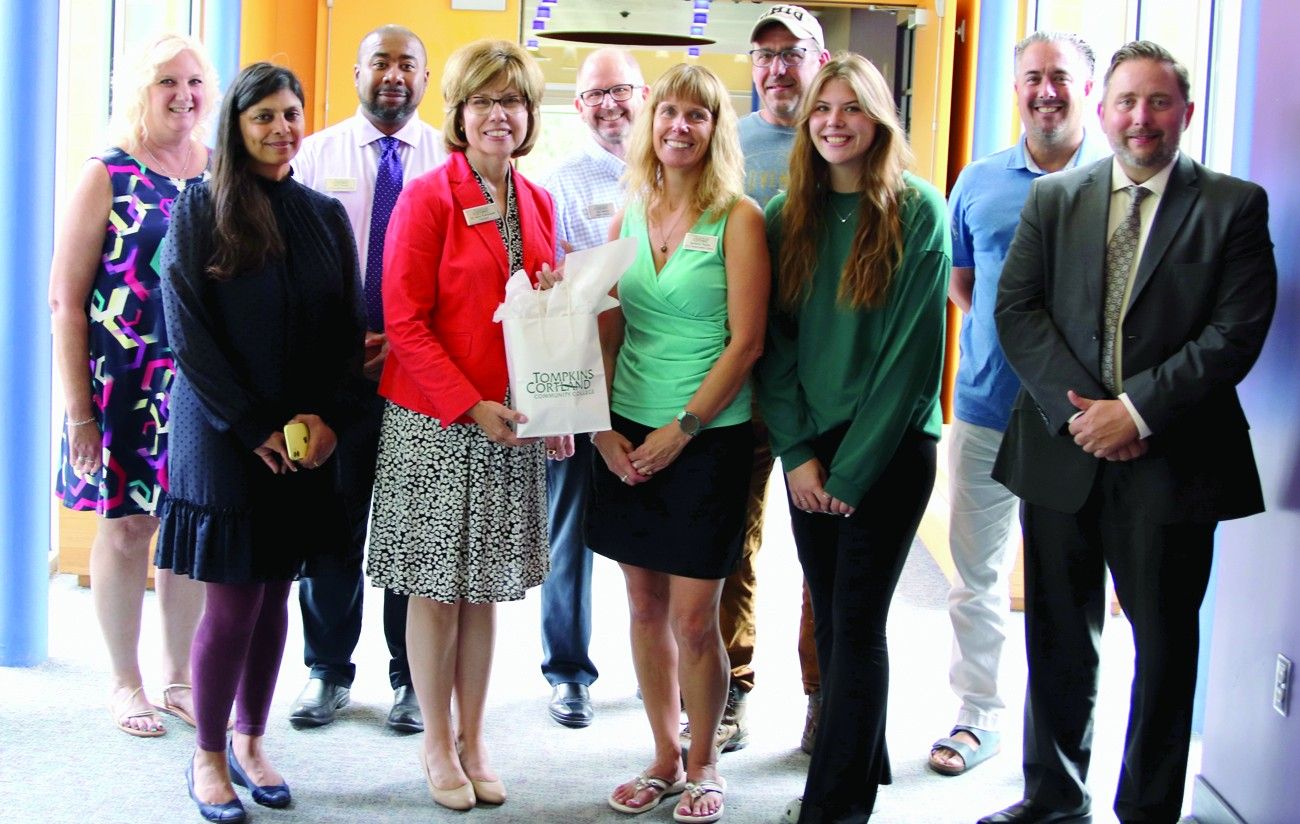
left=192, top=580, right=292, bottom=752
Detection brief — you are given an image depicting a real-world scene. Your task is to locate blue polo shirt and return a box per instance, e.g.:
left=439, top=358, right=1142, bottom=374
left=950, top=131, right=1111, bottom=431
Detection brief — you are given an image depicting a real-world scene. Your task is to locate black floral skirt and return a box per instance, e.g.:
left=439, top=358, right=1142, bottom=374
left=366, top=401, right=549, bottom=603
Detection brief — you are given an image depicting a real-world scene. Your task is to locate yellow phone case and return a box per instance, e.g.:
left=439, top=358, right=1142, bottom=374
left=283, top=422, right=309, bottom=461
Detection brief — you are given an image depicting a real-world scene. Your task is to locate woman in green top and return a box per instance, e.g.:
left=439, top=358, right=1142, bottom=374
left=586, top=64, right=768, bottom=823
left=756, top=54, right=950, bottom=823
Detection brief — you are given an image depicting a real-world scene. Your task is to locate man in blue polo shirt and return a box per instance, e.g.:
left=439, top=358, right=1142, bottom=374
left=929, top=30, right=1111, bottom=777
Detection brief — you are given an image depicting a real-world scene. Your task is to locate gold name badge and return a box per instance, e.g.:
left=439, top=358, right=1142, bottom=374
left=463, top=204, right=499, bottom=226
left=325, top=177, right=357, bottom=192
left=682, top=232, right=718, bottom=253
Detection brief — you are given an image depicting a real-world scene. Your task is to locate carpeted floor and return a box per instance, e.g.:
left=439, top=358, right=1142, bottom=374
left=1, top=468, right=1192, bottom=823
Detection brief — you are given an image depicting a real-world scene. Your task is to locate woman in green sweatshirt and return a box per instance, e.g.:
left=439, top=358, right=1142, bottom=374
left=756, top=53, right=950, bottom=823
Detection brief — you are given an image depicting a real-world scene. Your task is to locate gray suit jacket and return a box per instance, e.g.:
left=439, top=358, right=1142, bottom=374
left=992, top=154, right=1276, bottom=521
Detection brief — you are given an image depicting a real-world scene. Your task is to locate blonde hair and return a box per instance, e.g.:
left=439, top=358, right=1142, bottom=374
left=623, top=64, right=744, bottom=220
left=441, top=39, right=545, bottom=158
left=777, top=52, right=913, bottom=310
left=107, top=33, right=219, bottom=148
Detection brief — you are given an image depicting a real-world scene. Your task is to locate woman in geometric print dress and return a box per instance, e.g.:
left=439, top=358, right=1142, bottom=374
left=49, top=33, right=217, bottom=737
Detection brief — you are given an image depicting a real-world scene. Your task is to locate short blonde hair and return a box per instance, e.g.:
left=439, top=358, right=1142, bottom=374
left=107, top=33, right=220, bottom=148
left=441, top=39, right=545, bottom=158
left=623, top=63, right=744, bottom=220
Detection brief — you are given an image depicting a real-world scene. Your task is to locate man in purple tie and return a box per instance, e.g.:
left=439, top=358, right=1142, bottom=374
left=288, top=24, right=447, bottom=733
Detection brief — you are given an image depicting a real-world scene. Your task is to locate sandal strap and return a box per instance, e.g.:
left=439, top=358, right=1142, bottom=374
left=634, top=773, right=679, bottom=793
left=685, top=780, right=725, bottom=799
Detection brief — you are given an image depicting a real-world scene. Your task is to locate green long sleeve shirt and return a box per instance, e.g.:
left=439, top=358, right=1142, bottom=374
left=756, top=174, right=951, bottom=508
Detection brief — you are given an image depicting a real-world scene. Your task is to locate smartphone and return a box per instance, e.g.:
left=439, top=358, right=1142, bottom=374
left=283, top=421, right=309, bottom=462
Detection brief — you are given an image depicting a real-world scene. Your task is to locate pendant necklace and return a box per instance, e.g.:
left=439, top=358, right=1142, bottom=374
left=655, top=202, right=687, bottom=253
left=140, top=138, right=195, bottom=183
left=830, top=200, right=858, bottom=224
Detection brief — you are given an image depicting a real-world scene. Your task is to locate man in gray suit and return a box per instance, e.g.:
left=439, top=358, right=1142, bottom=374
left=981, top=41, right=1276, bottom=824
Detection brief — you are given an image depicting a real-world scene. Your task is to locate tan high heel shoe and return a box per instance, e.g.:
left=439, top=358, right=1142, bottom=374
left=421, top=750, right=475, bottom=811
left=470, top=778, right=506, bottom=805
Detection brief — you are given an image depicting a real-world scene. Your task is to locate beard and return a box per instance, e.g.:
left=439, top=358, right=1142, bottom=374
left=365, top=88, right=414, bottom=123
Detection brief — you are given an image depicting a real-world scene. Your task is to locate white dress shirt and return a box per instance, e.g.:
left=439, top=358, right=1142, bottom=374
left=1106, top=152, right=1179, bottom=438
left=292, top=107, right=448, bottom=285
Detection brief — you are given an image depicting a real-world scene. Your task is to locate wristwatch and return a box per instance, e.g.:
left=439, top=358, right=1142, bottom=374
left=676, top=410, right=702, bottom=438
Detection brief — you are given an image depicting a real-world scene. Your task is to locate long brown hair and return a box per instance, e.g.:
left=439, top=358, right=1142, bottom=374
left=207, top=63, right=303, bottom=280
left=777, top=53, right=913, bottom=310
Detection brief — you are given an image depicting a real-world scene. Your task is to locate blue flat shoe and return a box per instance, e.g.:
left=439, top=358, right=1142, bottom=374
left=929, top=725, right=1001, bottom=776
left=186, top=758, right=246, bottom=822
left=227, top=739, right=292, bottom=808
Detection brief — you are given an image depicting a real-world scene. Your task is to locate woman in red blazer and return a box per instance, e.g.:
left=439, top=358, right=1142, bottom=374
left=365, top=39, right=569, bottom=812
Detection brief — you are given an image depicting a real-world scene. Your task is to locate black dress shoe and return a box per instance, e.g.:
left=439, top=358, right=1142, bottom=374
left=387, top=684, right=424, bottom=733
left=548, top=683, right=593, bottom=728
left=288, top=678, right=349, bottom=728
left=978, top=799, right=1092, bottom=824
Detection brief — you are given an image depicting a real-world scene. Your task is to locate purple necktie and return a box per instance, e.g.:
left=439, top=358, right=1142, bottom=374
left=365, top=136, right=403, bottom=331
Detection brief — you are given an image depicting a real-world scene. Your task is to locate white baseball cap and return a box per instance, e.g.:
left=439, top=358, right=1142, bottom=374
left=750, top=5, right=825, bottom=51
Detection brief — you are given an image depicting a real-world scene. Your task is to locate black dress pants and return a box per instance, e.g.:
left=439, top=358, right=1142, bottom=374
left=794, top=428, right=936, bottom=824
left=1020, top=459, right=1214, bottom=824
left=298, top=385, right=411, bottom=689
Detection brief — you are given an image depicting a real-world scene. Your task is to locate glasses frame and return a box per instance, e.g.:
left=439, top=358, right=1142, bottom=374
left=748, top=47, right=809, bottom=68
left=464, top=94, right=529, bottom=115
left=578, top=84, right=640, bottom=107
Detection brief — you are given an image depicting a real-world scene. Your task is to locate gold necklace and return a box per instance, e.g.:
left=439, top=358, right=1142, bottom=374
left=140, top=138, right=195, bottom=181
left=654, top=201, right=688, bottom=253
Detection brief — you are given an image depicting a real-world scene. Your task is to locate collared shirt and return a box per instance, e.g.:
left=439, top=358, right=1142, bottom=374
left=949, top=130, right=1111, bottom=431
left=292, top=107, right=448, bottom=285
left=1106, top=152, right=1178, bottom=437
left=541, top=134, right=626, bottom=257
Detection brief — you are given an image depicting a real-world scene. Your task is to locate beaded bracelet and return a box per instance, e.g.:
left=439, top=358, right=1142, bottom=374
left=67, top=416, right=96, bottom=427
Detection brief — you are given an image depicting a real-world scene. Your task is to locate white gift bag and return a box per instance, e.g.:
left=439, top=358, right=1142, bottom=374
left=494, top=237, right=637, bottom=437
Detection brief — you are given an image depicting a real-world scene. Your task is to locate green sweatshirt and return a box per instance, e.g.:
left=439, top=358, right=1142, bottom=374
left=756, top=173, right=951, bottom=508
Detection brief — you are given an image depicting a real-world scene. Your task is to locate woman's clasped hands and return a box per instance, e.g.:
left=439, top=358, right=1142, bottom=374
left=786, top=458, right=855, bottom=517
left=255, top=413, right=337, bottom=474
left=593, top=422, right=690, bottom=486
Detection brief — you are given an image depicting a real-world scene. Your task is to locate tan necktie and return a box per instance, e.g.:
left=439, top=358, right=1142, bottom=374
left=1100, top=185, right=1151, bottom=394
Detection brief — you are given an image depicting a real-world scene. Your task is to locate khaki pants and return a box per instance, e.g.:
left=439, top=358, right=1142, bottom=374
left=719, top=415, right=821, bottom=695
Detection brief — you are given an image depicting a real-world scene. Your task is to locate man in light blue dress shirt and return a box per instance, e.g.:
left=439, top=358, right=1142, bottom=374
left=931, top=31, right=1110, bottom=778
left=539, top=47, right=647, bottom=729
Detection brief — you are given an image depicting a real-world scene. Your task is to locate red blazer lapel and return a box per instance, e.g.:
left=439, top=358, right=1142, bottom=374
left=447, top=152, right=507, bottom=273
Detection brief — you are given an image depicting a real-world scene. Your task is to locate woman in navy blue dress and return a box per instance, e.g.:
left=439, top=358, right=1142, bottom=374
left=157, top=63, right=363, bottom=821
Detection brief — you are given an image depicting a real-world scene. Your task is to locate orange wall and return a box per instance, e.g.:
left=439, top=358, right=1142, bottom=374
left=241, top=0, right=523, bottom=134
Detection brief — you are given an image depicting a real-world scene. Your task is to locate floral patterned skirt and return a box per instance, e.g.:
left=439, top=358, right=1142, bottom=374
left=366, top=401, right=549, bottom=603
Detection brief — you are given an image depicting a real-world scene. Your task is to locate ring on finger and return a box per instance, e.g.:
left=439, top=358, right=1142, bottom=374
left=620, top=474, right=628, bottom=483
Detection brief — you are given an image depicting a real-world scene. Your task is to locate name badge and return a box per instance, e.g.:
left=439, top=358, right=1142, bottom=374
left=325, top=177, right=357, bottom=192
left=463, top=204, right=500, bottom=226
left=682, top=232, right=718, bottom=253
left=586, top=202, right=616, bottom=220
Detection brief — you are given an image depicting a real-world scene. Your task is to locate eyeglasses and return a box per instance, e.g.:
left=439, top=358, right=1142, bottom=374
left=464, top=94, right=528, bottom=115
left=578, top=84, right=640, bottom=107
left=749, top=47, right=808, bottom=68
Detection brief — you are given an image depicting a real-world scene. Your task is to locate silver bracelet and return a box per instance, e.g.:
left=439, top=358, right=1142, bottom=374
left=67, top=416, right=96, bottom=427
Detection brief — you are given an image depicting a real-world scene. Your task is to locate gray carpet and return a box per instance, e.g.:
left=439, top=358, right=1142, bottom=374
left=2, top=486, right=1181, bottom=823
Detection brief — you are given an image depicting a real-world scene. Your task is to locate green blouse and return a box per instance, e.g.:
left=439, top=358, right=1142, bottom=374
left=612, top=200, right=751, bottom=429
left=756, top=174, right=951, bottom=507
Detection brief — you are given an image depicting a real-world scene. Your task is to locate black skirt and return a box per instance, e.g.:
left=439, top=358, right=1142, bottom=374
left=585, top=413, right=753, bottom=579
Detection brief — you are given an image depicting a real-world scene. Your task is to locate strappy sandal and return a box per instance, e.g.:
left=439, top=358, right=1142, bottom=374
left=608, top=772, right=686, bottom=815
left=155, top=683, right=198, bottom=727
left=111, top=685, right=165, bottom=737
left=674, top=778, right=726, bottom=822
